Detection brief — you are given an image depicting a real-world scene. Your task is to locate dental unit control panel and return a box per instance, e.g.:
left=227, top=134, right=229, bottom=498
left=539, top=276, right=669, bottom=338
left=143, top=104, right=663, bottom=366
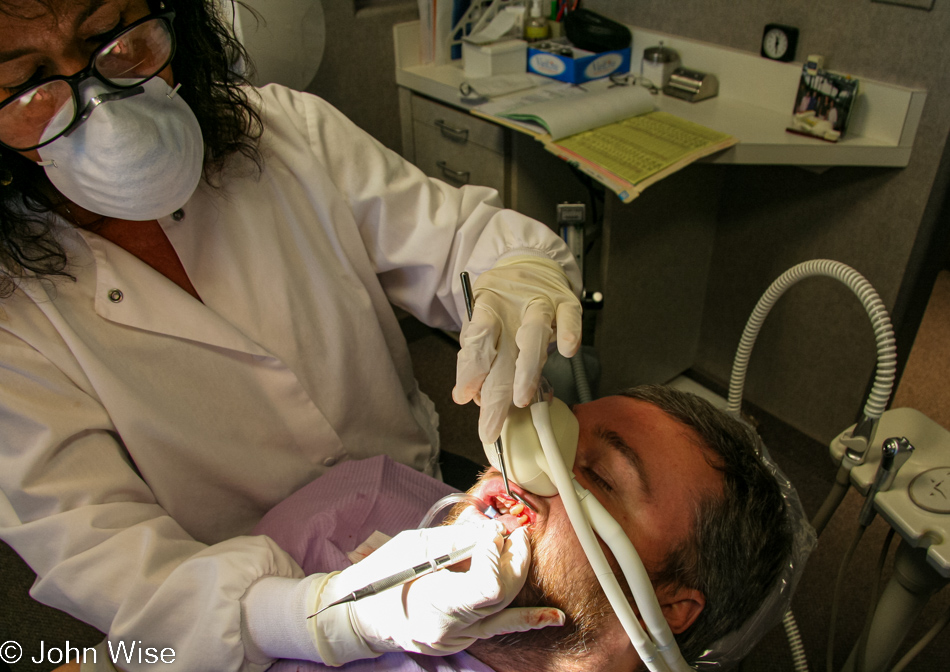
left=831, top=409, right=950, bottom=578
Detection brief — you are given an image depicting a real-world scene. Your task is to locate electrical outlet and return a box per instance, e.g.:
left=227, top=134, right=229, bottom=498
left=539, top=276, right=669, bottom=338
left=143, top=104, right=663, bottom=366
left=871, top=0, right=934, bottom=10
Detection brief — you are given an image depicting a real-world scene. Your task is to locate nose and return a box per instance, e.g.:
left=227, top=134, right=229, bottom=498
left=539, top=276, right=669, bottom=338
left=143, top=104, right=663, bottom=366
left=64, top=85, right=146, bottom=137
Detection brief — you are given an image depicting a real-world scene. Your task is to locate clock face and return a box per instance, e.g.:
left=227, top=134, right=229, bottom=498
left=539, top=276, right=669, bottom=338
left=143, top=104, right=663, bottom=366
left=763, top=29, right=789, bottom=59
left=761, top=24, right=798, bottom=62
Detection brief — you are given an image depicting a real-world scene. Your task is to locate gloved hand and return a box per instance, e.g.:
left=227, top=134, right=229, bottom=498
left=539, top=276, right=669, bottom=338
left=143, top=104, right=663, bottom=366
left=454, top=255, right=582, bottom=443
left=307, top=519, right=563, bottom=666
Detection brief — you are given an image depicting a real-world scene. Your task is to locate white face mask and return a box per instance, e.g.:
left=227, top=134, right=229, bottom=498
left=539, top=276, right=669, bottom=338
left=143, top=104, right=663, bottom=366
left=37, top=77, right=204, bottom=221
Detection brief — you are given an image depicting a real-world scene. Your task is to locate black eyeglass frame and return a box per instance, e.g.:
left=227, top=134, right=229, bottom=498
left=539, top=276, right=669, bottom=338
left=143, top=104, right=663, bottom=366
left=0, top=9, right=177, bottom=152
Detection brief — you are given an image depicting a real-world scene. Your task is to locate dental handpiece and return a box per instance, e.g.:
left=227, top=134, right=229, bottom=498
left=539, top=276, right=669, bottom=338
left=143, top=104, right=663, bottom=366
left=858, top=436, right=915, bottom=527
left=460, top=272, right=535, bottom=515
left=308, top=543, right=478, bottom=617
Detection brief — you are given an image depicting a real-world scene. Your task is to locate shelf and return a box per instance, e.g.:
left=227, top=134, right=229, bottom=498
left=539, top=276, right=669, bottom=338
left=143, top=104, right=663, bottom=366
left=394, top=21, right=926, bottom=167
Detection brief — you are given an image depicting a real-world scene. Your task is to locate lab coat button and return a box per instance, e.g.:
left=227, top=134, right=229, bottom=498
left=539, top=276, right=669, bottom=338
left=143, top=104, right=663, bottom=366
left=172, top=209, right=185, bottom=221
left=108, top=289, right=124, bottom=303
left=323, top=456, right=338, bottom=467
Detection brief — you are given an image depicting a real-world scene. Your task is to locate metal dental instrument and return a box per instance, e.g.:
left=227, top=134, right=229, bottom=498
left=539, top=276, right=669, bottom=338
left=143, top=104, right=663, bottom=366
left=308, top=542, right=478, bottom=617
left=858, top=436, right=915, bottom=527
left=459, top=272, right=535, bottom=515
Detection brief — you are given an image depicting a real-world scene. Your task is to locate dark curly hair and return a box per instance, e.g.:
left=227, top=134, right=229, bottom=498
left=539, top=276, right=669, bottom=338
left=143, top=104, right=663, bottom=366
left=0, top=0, right=262, bottom=297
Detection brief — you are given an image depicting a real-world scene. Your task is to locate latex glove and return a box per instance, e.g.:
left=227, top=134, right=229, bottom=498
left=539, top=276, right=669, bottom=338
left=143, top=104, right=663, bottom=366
left=307, top=520, right=563, bottom=666
left=454, top=255, right=582, bottom=443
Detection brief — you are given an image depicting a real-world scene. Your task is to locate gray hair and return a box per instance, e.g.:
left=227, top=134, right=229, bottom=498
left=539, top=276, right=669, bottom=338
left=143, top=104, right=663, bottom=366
left=617, top=385, right=793, bottom=666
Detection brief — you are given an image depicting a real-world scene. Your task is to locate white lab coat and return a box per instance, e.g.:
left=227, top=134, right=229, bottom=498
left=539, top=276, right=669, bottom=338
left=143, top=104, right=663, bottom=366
left=0, top=84, right=578, bottom=671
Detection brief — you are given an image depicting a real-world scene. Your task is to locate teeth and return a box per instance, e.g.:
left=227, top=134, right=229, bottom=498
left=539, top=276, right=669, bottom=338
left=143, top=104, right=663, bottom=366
left=494, top=495, right=515, bottom=511
left=492, top=494, right=532, bottom=527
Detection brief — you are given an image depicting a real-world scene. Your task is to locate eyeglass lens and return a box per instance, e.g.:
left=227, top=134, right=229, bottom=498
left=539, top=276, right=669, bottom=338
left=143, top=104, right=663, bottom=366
left=0, top=18, right=172, bottom=151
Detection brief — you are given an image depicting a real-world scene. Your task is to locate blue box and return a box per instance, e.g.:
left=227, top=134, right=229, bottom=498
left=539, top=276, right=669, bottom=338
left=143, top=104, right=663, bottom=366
left=527, top=38, right=631, bottom=84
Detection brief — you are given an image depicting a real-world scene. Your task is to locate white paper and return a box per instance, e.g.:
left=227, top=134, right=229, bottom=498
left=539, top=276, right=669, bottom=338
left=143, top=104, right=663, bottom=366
left=505, top=85, right=656, bottom=141
left=463, top=73, right=551, bottom=99
left=464, top=7, right=521, bottom=45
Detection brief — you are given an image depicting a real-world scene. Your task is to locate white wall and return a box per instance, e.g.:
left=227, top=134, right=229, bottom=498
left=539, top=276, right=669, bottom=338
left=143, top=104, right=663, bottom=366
left=232, top=0, right=327, bottom=91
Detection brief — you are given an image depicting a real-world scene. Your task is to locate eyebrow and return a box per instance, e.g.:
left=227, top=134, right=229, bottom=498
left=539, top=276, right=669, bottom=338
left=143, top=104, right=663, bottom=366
left=0, top=0, right=108, bottom=63
left=596, top=426, right=652, bottom=497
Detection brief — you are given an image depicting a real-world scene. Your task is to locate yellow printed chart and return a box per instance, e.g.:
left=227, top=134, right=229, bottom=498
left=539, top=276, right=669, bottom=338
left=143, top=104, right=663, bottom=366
left=550, top=111, right=737, bottom=202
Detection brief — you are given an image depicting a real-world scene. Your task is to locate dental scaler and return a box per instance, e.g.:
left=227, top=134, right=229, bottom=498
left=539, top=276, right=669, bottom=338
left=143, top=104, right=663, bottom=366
left=308, top=543, right=478, bottom=617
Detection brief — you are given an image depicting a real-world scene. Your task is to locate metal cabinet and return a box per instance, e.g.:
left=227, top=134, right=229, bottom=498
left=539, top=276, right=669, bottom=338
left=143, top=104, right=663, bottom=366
left=397, top=88, right=591, bottom=226
left=406, top=93, right=509, bottom=203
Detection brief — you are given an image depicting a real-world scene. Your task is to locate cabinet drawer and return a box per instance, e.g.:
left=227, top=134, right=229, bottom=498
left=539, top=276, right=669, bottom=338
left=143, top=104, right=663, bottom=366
left=411, top=95, right=505, bottom=154
left=414, top=121, right=507, bottom=200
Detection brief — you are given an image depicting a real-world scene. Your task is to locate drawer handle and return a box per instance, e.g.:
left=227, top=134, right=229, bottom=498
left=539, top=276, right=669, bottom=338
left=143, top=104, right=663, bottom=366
left=436, top=160, right=470, bottom=185
left=435, top=119, right=469, bottom=143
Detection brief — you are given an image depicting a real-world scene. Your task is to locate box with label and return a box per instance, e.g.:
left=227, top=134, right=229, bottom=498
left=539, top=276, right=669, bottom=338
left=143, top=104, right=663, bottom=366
left=463, top=39, right=528, bottom=79
left=527, top=38, right=631, bottom=84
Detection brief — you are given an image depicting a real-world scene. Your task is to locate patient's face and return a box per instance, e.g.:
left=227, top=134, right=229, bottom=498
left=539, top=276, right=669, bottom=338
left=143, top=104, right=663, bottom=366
left=463, top=396, right=724, bottom=657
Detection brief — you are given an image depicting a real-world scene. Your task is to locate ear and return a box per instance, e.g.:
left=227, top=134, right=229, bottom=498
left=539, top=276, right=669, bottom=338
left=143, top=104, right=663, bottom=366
left=655, top=583, right=706, bottom=634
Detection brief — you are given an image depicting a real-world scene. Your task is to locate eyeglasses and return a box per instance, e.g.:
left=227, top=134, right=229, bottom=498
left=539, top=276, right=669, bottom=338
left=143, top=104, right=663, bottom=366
left=0, top=9, right=176, bottom=152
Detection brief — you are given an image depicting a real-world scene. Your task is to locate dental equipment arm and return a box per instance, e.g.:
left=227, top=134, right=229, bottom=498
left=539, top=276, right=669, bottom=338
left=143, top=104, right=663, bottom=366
left=727, top=260, right=896, bottom=540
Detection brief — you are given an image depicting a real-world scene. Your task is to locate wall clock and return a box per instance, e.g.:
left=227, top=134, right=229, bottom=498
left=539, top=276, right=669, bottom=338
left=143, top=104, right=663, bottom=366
left=761, top=24, right=799, bottom=62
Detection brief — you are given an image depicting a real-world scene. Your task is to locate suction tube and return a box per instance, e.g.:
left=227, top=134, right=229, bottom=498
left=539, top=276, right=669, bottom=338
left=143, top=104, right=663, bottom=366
left=577, top=486, right=691, bottom=670
left=418, top=493, right=498, bottom=528
left=726, top=259, right=896, bottom=464
left=531, top=400, right=690, bottom=672
left=727, top=259, right=897, bottom=536
left=725, top=259, right=894, bottom=672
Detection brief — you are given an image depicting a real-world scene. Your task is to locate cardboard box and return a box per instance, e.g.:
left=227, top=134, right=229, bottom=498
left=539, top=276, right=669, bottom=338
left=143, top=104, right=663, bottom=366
left=527, top=38, right=631, bottom=84
left=463, top=39, right=528, bottom=79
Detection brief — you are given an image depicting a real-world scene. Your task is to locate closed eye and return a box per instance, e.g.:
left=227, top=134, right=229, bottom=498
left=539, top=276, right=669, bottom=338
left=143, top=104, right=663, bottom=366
left=581, top=466, right=614, bottom=493
left=3, top=68, right=49, bottom=95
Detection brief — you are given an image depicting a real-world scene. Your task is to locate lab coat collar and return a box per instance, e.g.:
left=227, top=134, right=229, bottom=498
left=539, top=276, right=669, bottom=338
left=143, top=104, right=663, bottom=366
left=71, top=221, right=274, bottom=359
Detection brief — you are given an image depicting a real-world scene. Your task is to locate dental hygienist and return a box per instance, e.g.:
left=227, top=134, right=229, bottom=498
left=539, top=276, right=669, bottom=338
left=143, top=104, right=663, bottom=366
left=0, top=0, right=580, bottom=669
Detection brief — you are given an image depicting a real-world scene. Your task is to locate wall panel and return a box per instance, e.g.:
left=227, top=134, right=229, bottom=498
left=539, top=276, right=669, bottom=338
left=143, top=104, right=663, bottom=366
left=589, top=0, right=950, bottom=441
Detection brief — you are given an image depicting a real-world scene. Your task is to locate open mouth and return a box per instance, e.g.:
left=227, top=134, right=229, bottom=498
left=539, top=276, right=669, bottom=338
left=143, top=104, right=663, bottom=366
left=475, top=472, right=539, bottom=534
